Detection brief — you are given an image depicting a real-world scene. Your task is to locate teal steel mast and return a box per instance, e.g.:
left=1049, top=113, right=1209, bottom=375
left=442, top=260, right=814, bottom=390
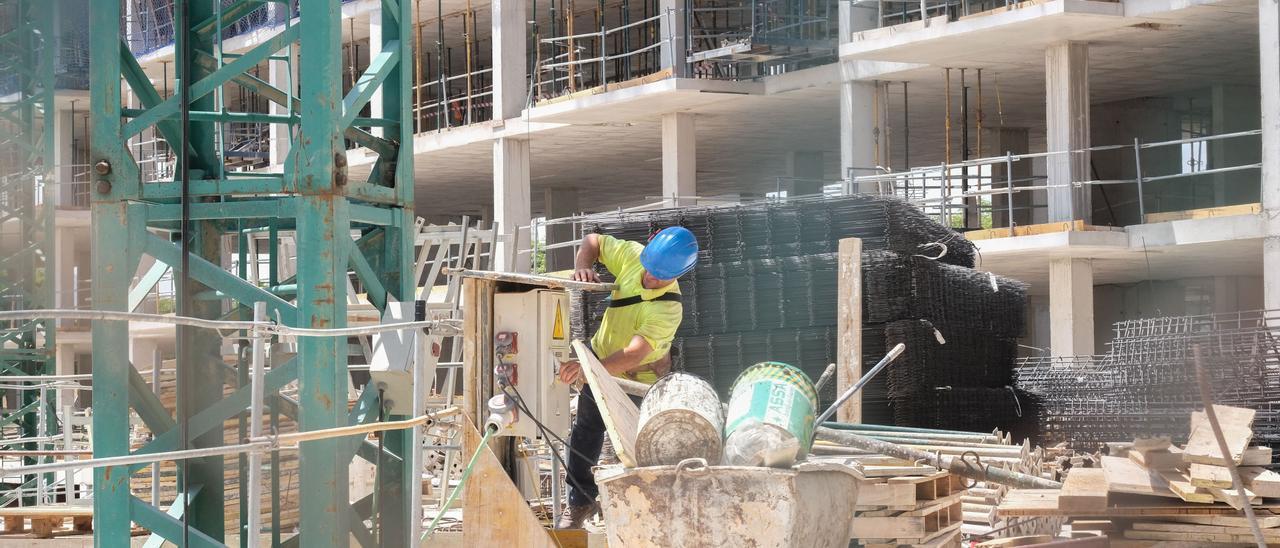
left=89, top=0, right=417, bottom=545
left=0, top=0, right=58, bottom=505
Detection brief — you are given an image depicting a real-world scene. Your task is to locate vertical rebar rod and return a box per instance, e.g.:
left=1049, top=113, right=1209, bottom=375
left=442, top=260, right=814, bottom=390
left=246, top=302, right=265, bottom=547
left=903, top=82, right=909, bottom=171
left=976, top=68, right=983, bottom=158
left=1006, top=152, right=1014, bottom=231
left=1134, top=137, right=1146, bottom=222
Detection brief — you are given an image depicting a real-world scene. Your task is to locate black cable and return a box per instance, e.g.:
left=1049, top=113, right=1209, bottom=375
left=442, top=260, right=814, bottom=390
left=502, top=384, right=598, bottom=502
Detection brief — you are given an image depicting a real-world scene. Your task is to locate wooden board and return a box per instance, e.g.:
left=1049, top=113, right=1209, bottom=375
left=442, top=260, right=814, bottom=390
left=1131, top=437, right=1171, bottom=451
left=1132, top=520, right=1280, bottom=539
left=1184, top=405, right=1256, bottom=466
left=836, top=238, right=861, bottom=423
left=1102, top=456, right=1176, bottom=499
left=1059, top=468, right=1108, bottom=511
left=1143, top=202, right=1261, bottom=223
left=1243, top=445, right=1273, bottom=465
left=1125, top=526, right=1280, bottom=543
left=573, top=339, right=639, bottom=468
left=0, top=507, right=93, bottom=517
left=1160, top=471, right=1215, bottom=503
left=1208, top=486, right=1260, bottom=510
left=1128, top=446, right=1184, bottom=470
left=1164, top=511, right=1280, bottom=528
left=460, top=416, right=558, bottom=548
left=963, top=220, right=1124, bottom=241
left=1189, top=464, right=1280, bottom=496
left=997, top=489, right=1280, bottom=518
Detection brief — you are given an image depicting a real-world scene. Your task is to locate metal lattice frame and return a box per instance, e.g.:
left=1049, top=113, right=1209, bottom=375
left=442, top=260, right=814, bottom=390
left=0, top=0, right=58, bottom=505
left=90, top=0, right=416, bottom=544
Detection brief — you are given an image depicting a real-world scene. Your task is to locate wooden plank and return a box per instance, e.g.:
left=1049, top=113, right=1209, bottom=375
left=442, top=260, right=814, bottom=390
left=836, top=238, right=862, bottom=423
left=1128, top=446, right=1184, bottom=470
left=1242, top=445, right=1273, bottom=465
left=1131, top=436, right=1170, bottom=451
left=573, top=339, right=640, bottom=468
left=857, top=481, right=917, bottom=509
left=1102, top=456, right=1177, bottom=498
left=1161, top=471, right=1215, bottom=503
left=1188, top=463, right=1235, bottom=488
left=460, top=417, right=558, bottom=548
left=1143, top=202, right=1261, bottom=223
left=1208, top=486, right=1260, bottom=509
left=1184, top=405, right=1255, bottom=466
left=863, top=464, right=938, bottom=478
left=963, top=220, right=1123, bottom=241
left=1132, top=520, right=1280, bottom=540
left=1189, top=463, right=1280, bottom=497
left=976, top=536, right=1053, bottom=547
left=1165, top=511, right=1280, bottom=528
left=1124, top=527, right=1278, bottom=543
left=446, top=268, right=615, bottom=292
left=1059, top=468, right=1109, bottom=511
left=997, top=489, right=1280, bottom=518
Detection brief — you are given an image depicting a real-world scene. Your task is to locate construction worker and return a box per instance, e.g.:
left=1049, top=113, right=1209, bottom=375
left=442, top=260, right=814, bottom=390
left=555, top=226, right=699, bottom=529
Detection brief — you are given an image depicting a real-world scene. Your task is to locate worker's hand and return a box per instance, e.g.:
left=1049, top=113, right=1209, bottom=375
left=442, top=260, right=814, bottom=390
left=571, top=268, right=601, bottom=283
left=559, top=360, right=583, bottom=384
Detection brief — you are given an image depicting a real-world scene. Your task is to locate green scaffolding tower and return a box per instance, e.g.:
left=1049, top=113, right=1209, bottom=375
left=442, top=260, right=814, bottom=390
left=0, top=0, right=58, bottom=505
left=89, top=0, right=417, bottom=545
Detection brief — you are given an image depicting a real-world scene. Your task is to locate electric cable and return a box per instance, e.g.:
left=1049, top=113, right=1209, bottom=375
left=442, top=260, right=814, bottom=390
left=421, top=424, right=496, bottom=541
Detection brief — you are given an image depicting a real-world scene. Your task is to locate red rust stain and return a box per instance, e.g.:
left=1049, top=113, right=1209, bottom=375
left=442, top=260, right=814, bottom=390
left=318, top=393, right=332, bottom=410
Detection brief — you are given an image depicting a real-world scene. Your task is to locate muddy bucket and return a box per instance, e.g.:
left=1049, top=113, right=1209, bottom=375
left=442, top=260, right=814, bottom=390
left=596, top=458, right=860, bottom=548
left=636, top=372, right=724, bottom=466
left=723, top=362, right=818, bottom=467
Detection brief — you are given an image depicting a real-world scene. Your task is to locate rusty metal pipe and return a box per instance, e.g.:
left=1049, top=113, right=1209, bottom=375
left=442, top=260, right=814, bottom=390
left=814, top=427, right=1060, bottom=489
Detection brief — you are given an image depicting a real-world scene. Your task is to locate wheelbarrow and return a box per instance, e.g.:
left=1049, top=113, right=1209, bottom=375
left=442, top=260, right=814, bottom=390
left=595, top=457, right=861, bottom=548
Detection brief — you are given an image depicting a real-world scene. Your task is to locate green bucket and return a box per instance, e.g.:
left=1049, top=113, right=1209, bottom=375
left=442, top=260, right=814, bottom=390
left=723, top=362, right=818, bottom=467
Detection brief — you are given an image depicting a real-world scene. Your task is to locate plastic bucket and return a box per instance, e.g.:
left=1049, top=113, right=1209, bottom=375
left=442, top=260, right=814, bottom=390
left=637, top=372, right=725, bottom=466
left=723, top=362, right=818, bottom=467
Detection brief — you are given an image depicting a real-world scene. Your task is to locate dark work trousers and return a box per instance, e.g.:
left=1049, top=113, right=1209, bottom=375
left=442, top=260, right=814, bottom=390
left=566, top=382, right=643, bottom=507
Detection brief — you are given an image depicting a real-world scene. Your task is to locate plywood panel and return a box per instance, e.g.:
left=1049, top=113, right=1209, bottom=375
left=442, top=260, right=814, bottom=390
left=573, top=340, right=639, bottom=468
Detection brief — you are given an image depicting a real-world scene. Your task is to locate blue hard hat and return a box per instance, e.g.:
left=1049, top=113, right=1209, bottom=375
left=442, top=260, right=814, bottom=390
left=641, top=227, right=699, bottom=280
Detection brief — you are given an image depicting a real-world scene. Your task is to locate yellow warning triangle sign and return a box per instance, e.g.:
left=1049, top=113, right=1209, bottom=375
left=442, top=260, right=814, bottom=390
left=552, top=306, right=566, bottom=340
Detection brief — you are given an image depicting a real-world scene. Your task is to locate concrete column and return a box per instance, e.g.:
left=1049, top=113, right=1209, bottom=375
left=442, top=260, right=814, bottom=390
left=785, top=151, right=826, bottom=195
left=986, top=127, right=1031, bottom=229
left=1045, top=41, right=1091, bottom=223
left=658, top=0, right=688, bottom=78
left=1049, top=258, right=1094, bottom=356
left=662, top=112, right=696, bottom=206
left=543, top=187, right=579, bottom=271
left=53, top=227, right=76, bottom=315
left=368, top=10, right=383, bottom=137
left=494, top=138, right=532, bottom=272
left=268, top=49, right=297, bottom=168
left=492, top=0, right=528, bottom=120
left=1263, top=0, right=1280, bottom=310
left=839, top=1, right=877, bottom=193
left=1212, top=85, right=1262, bottom=207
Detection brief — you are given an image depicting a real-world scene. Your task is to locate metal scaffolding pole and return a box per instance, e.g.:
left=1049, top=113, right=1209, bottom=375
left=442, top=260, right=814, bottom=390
left=0, top=0, right=57, bottom=508
left=88, top=0, right=418, bottom=543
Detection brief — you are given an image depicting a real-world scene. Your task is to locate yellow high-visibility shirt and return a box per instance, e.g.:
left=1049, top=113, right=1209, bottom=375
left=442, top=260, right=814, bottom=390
left=589, top=235, right=683, bottom=385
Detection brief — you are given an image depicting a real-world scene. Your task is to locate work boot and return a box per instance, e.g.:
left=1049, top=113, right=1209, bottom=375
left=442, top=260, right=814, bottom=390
left=556, top=501, right=600, bottom=529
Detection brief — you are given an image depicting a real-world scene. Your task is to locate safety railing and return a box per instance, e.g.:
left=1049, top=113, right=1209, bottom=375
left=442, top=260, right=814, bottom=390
left=535, top=9, right=676, bottom=100
left=413, top=68, right=494, bottom=132
left=850, top=129, right=1264, bottom=231
left=858, top=0, right=1024, bottom=30
left=688, top=0, right=837, bottom=56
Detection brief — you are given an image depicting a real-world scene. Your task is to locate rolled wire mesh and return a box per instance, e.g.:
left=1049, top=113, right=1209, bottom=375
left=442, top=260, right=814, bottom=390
left=1014, top=309, right=1280, bottom=449
left=574, top=194, right=1014, bottom=425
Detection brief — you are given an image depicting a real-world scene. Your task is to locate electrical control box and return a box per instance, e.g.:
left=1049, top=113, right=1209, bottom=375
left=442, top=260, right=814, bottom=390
left=492, top=289, right=572, bottom=439
left=369, top=299, right=421, bottom=415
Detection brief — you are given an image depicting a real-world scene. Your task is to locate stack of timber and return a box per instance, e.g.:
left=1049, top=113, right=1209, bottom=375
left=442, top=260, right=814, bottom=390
left=128, top=365, right=302, bottom=535
left=819, top=423, right=1058, bottom=544
left=849, top=463, right=965, bottom=547
left=997, top=405, right=1280, bottom=545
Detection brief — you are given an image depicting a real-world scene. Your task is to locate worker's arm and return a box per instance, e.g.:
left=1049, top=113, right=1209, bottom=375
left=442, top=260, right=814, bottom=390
left=571, top=233, right=602, bottom=283
left=558, top=335, right=653, bottom=383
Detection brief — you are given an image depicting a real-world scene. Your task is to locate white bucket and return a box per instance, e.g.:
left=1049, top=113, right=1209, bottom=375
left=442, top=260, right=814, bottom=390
left=636, top=372, right=724, bottom=466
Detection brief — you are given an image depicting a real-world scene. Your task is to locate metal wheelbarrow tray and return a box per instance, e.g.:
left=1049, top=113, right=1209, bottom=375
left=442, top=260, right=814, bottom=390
left=595, top=458, right=861, bottom=548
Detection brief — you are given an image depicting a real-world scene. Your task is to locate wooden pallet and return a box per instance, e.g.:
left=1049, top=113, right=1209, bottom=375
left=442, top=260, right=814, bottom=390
left=859, top=521, right=962, bottom=548
left=852, top=492, right=963, bottom=540
left=856, top=470, right=964, bottom=510
left=0, top=506, right=93, bottom=539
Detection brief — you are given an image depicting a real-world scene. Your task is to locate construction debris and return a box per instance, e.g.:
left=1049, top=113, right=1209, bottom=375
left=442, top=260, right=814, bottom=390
left=997, top=404, right=1280, bottom=544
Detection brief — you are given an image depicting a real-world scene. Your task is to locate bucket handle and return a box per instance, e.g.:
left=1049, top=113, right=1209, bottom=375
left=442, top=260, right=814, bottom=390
left=674, top=457, right=710, bottom=477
